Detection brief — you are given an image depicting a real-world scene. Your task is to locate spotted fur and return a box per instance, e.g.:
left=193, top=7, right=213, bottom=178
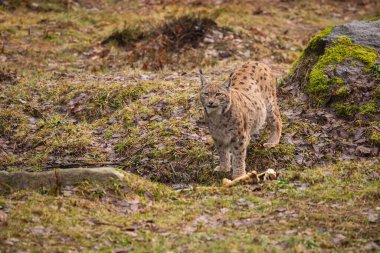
left=200, top=61, right=282, bottom=179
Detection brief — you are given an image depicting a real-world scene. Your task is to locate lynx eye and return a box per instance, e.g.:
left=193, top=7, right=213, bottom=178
left=216, top=93, right=223, bottom=96
left=202, top=92, right=209, bottom=96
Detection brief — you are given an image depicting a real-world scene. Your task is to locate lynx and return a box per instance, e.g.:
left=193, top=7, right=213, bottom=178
left=200, top=61, right=282, bottom=179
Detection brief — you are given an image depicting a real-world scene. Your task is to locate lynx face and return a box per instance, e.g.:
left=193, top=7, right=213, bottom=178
left=200, top=73, right=231, bottom=114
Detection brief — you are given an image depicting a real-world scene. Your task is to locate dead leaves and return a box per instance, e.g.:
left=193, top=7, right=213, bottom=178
left=0, top=67, right=18, bottom=85
left=280, top=104, right=379, bottom=168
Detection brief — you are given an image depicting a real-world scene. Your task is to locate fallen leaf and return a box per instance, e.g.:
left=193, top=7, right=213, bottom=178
left=4, top=237, right=19, bottom=246
left=363, top=242, right=380, bottom=251
left=368, top=211, right=378, bottom=223
left=331, top=234, right=347, bottom=245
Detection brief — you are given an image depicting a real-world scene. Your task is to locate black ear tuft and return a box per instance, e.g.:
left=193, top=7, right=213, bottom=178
left=199, top=69, right=207, bottom=86
left=223, top=75, right=232, bottom=89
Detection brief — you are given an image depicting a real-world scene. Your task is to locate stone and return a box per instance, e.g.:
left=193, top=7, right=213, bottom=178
left=322, top=20, right=380, bottom=52
left=284, top=20, right=379, bottom=123
left=0, top=167, right=124, bottom=193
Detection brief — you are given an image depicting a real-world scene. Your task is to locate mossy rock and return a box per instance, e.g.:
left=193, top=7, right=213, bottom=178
left=0, top=167, right=124, bottom=194
left=284, top=20, right=380, bottom=121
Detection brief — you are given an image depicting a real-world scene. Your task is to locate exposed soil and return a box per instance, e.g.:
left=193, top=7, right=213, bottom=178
left=101, top=14, right=245, bottom=70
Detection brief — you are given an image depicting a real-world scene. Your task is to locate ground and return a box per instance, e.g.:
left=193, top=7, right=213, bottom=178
left=0, top=0, right=380, bottom=252
left=1, top=163, right=379, bottom=252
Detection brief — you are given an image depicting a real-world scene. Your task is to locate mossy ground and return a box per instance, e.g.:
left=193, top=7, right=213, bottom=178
left=1, top=162, right=379, bottom=252
left=4, top=0, right=372, bottom=179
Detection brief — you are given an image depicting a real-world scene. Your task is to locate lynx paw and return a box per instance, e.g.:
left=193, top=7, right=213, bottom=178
left=232, top=171, right=246, bottom=180
left=222, top=178, right=233, bottom=187
left=263, top=142, right=278, bottom=148
left=214, top=166, right=231, bottom=172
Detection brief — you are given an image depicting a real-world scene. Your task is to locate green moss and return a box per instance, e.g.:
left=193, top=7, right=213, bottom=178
left=359, top=101, right=377, bottom=115
left=307, top=26, right=334, bottom=51
left=334, top=100, right=377, bottom=119
left=365, top=17, right=380, bottom=22
left=370, top=130, right=380, bottom=145
left=307, top=135, right=318, bottom=144
left=306, top=36, right=378, bottom=101
left=335, top=86, right=349, bottom=97
left=332, top=102, right=359, bottom=117
left=330, top=76, right=345, bottom=86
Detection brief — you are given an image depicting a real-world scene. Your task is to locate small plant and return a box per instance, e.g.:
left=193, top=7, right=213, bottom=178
left=335, top=87, right=350, bottom=97
left=371, top=63, right=380, bottom=80
left=360, top=101, right=377, bottom=116
left=332, top=102, right=359, bottom=117
left=370, top=129, right=380, bottom=145
left=276, top=177, right=290, bottom=189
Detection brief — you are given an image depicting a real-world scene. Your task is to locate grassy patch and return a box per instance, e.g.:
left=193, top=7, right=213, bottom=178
left=1, top=161, right=379, bottom=252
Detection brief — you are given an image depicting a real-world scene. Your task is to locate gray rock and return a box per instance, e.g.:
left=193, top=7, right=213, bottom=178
left=332, top=60, right=365, bottom=84
left=0, top=167, right=124, bottom=193
left=323, top=20, right=380, bottom=52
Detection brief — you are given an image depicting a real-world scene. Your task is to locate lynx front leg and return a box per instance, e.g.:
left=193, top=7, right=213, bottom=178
left=214, top=143, right=231, bottom=172
left=231, top=137, right=248, bottom=179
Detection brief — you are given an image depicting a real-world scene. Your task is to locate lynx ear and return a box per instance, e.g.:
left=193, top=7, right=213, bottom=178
left=199, top=69, right=207, bottom=87
left=223, top=74, right=232, bottom=90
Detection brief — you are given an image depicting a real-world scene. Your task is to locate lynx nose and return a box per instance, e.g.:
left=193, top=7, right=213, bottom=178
left=208, top=101, right=215, bottom=107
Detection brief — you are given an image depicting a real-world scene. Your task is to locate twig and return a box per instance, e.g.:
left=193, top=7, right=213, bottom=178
left=41, top=161, right=126, bottom=170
